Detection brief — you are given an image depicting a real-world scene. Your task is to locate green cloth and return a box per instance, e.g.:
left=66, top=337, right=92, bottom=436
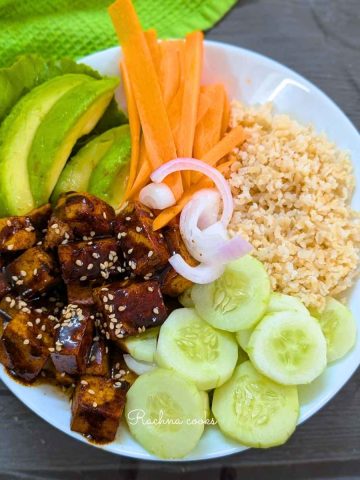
left=0, top=0, right=237, bottom=68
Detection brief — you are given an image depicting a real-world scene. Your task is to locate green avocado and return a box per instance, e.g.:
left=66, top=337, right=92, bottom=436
left=0, top=73, right=92, bottom=216
left=88, top=124, right=131, bottom=208
left=52, top=125, right=130, bottom=202
left=28, top=77, right=119, bottom=207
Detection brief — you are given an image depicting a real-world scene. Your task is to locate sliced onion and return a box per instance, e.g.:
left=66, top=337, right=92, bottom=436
left=139, top=182, right=176, bottom=210
left=151, top=158, right=234, bottom=226
left=169, top=254, right=225, bottom=284
left=215, top=235, right=253, bottom=263
left=123, top=354, right=156, bottom=375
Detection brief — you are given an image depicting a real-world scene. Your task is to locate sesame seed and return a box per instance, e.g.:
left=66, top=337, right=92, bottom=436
left=64, top=232, right=70, bottom=239
left=48, top=347, right=55, bottom=352
left=41, top=325, right=46, bottom=332
left=60, top=372, right=66, bottom=377
left=93, top=402, right=98, bottom=408
left=92, top=252, right=100, bottom=259
left=55, top=229, right=61, bottom=235
left=75, top=260, right=83, bottom=267
left=108, top=293, right=114, bottom=300
left=33, top=269, right=38, bottom=275
left=102, top=296, right=108, bottom=303
left=125, top=216, right=131, bottom=221
left=81, top=380, right=88, bottom=386
left=16, top=280, right=23, bottom=285
left=148, top=250, right=154, bottom=258
left=10, top=299, right=16, bottom=308
left=118, top=305, right=126, bottom=312
left=136, top=226, right=142, bottom=233
left=51, top=223, right=59, bottom=229
left=103, top=212, right=107, bottom=219
left=5, top=296, right=11, bottom=303
left=153, top=307, right=159, bottom=314
left=80, top=276, right=87, bottom=281
left=23, top=339, right=30, bottom=345
left=93, top=336, right=99, bottom=342
left=35, top=318, right=41, bottom=325
left=36, top=334, right=42, bottom=340
left=7, top=244, right=14, bottom=250
left=90, top=231, right=96, bottom=237
left=127, top=248, right=134, bottom=255
left=87, top=263, right=94, bottom=270
left=147, top=287, right=154, bottom=292
left=88, top=389, right=95, bottom=395
left=6, top=220, right=11, bottom=226
left=27, top=321, right=33, bottom=327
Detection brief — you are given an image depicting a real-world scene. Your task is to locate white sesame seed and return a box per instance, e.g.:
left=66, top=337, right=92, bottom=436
left=90, top=231, right=96, bottom=237
left=148, top=250, right=154, bottom=258
left=147, top=287, right=154, bottom=292
left=75, top=260, right=83, bottom=267
left=23, top=339, right=30, bottom=345
left=88, top=389, right=95, bottom=395
left=93, top=402, right=98, bottom=408
left=136, top=226, right=142, bottom=233
left=127, top=248, right=133, bottom=254
left=51, top=223, right=59, bottom=229
left=80, top=276, right=87, bottom=281
left=153, top=307, right=159, bottom=314
left=103, top=212, right=107, bottom=219
left=81, top=380, right=88, bottom=386
left=87, top=263, right=94, bottom=270
left=108, top=293, right=114, bottom=300
left=92, top=252, right=100, bottom=259
left=7, top=244, right=14, bottom=250
left=16, top=280, right=24, bottom=285
left=33, top=268, right=38, bottom=275
left=125, top=216, right=131, bottom=221
left=36, top=334, right=42, bottom=340
left=27, top=321, right=33, bottom=327
left=41, top=325, right=46, bottom=332
left=48, top=347, right=55, bottom=352
left=6, top=220, right=11, bottom=227
left=118, top=305, right=126, bottom=312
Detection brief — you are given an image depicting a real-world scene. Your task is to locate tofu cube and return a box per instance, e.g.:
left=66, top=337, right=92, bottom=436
left=93, top=279, right=167, bottom=341
left=54, top=192, right=115, bottom=238
left=71, top=375, right=127, bottom=442
left=67, top=283, right=95, bottom=306
left=85, top=336, right=109, bottom=377
left=114, top=202, right=169, bottom=278
left=6, top=247, right=58, bottom=298
left=160, top=219, right=197, bottom=296
left=51, top=305, right=94, bottom=375
left=0, top=216, right=36, bottom=252
left=110, top=347, right=137, bottom=386
left=44, top=216, right=74, bottom=250
left=58, top=238, right=123, bottom=284
left=0, top=311, right=54, bottom=382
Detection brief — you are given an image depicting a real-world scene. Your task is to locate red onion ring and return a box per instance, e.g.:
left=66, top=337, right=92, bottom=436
left=169, top=254, right=225, bottom=284
left=150, top=158, right=234, bottom=226
left=139, top=182, right=176, bottom=210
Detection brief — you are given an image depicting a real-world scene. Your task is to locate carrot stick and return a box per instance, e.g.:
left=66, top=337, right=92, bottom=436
left=177, top=31, right=204, bottom=188
left=196, top=86, right=212, bottom=125
left=221, top=91, right=231, bottom=136
left=121, top=61, right=141, bottom=200
left=144, top=29, right=161, bottom=76
left=153, top=125, right=246, bottom=229
left=159, top=40, right=183, bottom=108
left=109, top=0, right=183, bottom=199
left=193, top=84, right=225, bottom=159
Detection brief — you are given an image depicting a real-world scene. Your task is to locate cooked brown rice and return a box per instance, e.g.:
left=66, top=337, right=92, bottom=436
left=228, top=101, right=360, bottom=310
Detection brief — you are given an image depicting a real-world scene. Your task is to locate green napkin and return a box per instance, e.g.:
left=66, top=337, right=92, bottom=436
left=0, top=0, right=237, bottom=68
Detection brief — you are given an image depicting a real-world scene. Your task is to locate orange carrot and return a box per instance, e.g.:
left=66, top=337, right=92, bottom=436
left=193, top=84, right=225, bottom=159
left=109, top=0, right=183, bottom=199
left=177, top=31, right=204, bottom=188
left=121, top=61, right=141, bottom=200
left=196, top=86, right=212, bottom=125
left=159, top=40, right=183, bottom=108
left=221, top=91, right=231, bottom=136
left=153, top=125, right=246, bottom=229
left=144, top=29, right=161, bottom=76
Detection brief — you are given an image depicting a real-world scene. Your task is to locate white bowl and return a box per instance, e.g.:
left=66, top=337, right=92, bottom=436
left=1, top=41, right=359, bottom=461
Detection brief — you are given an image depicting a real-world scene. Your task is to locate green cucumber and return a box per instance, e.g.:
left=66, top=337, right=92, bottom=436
left=125, top=368, right=204, bottom=459
left=192, top=256, right=271, bottom=332
left=312, top=297, right=357, bottom=363
left=156, top=308, right=238, bottom=390
left=267, top=293, right=309, bottom=316
left=236, top=329, right=253, bottom=353
left=212, top=361, right=299, bottom=448
left=178, top=288, right=194, bottom=308
left=120, top=327, right=159, bottom=363
left=248, top=311, right=327, bottom=385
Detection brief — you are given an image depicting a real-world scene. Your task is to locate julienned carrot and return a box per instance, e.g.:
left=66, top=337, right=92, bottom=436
left=196, top=86, right=212, bottom=125
left=128, top=154, right=151, bottom=198
left=177, top=31, right=204, bottom=189
left=193, top=84, right=225, bottom=160
left=144, top=29, right=161, bottom=76
left=221, top=91, right=231, bottom=136
left=121, top=61, right=141, bottom=200
left=109, top=0, right=183, bottom=200
left=159, top=40, right=183, bottom=108
left=153, top=125, right=246, bottom=230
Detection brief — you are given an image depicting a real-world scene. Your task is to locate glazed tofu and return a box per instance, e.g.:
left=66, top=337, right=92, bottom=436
left=114, top=202, right=169, bottom=278
left=0, top=311, right=54, bottom=382
left=53, top=192, right=115, bottom=238
left=110, top=348, right=137, bottom=386
left=6, top=247, right=58, bottom=297
left=71, top=375, right=127, bottom=442
left=0, top=272, right=10, bottom=300
left=160, top=219, right=197, bottom=296
left=0, top=216, right=36, bottom=253
left=85, top=336, right=109, bottom=377
left=67, top=283, right=95, bottom=306
left=51, top=305, right=94, bottom=375
left=43, top=216, right=74, bottom=250
left=27, top=203, right=52, bottom=231
left=58, top=238, right=123, bottom=283
left=93, top=279, right=167, bottom=342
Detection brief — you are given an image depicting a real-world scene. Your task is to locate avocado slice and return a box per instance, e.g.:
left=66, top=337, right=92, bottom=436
left=28, top=77, right=119, bottom=207
left=88, top=125, right=131, bottom=208
left=52, top=126, right=129, bottom=202
left=0, top=73, right=92, bottom=216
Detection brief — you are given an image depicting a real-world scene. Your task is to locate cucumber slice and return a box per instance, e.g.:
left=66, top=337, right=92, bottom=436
left=212, top=361, right=299, bottom=448
left=237, top=346, right=249, bottom=364
left=120, top=327, right=159, bottom=363
left=125, top=368, right=204, bottom=458
left=192, top=255, right=271, bottom=332
left=123, top=354, right=156, bottom=375
left=156, top=308, right=238, bottom=390
left=178, top=288, right=194, bottom=308
left=236, top=329, right=253, bottom=352
left=201, top=391, right=210, bottom=420
left=312, top=297, right=357, bottom=363
left=267, top=293, right=309, bottom=316
left=248, top=312, right=327, bottom=385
